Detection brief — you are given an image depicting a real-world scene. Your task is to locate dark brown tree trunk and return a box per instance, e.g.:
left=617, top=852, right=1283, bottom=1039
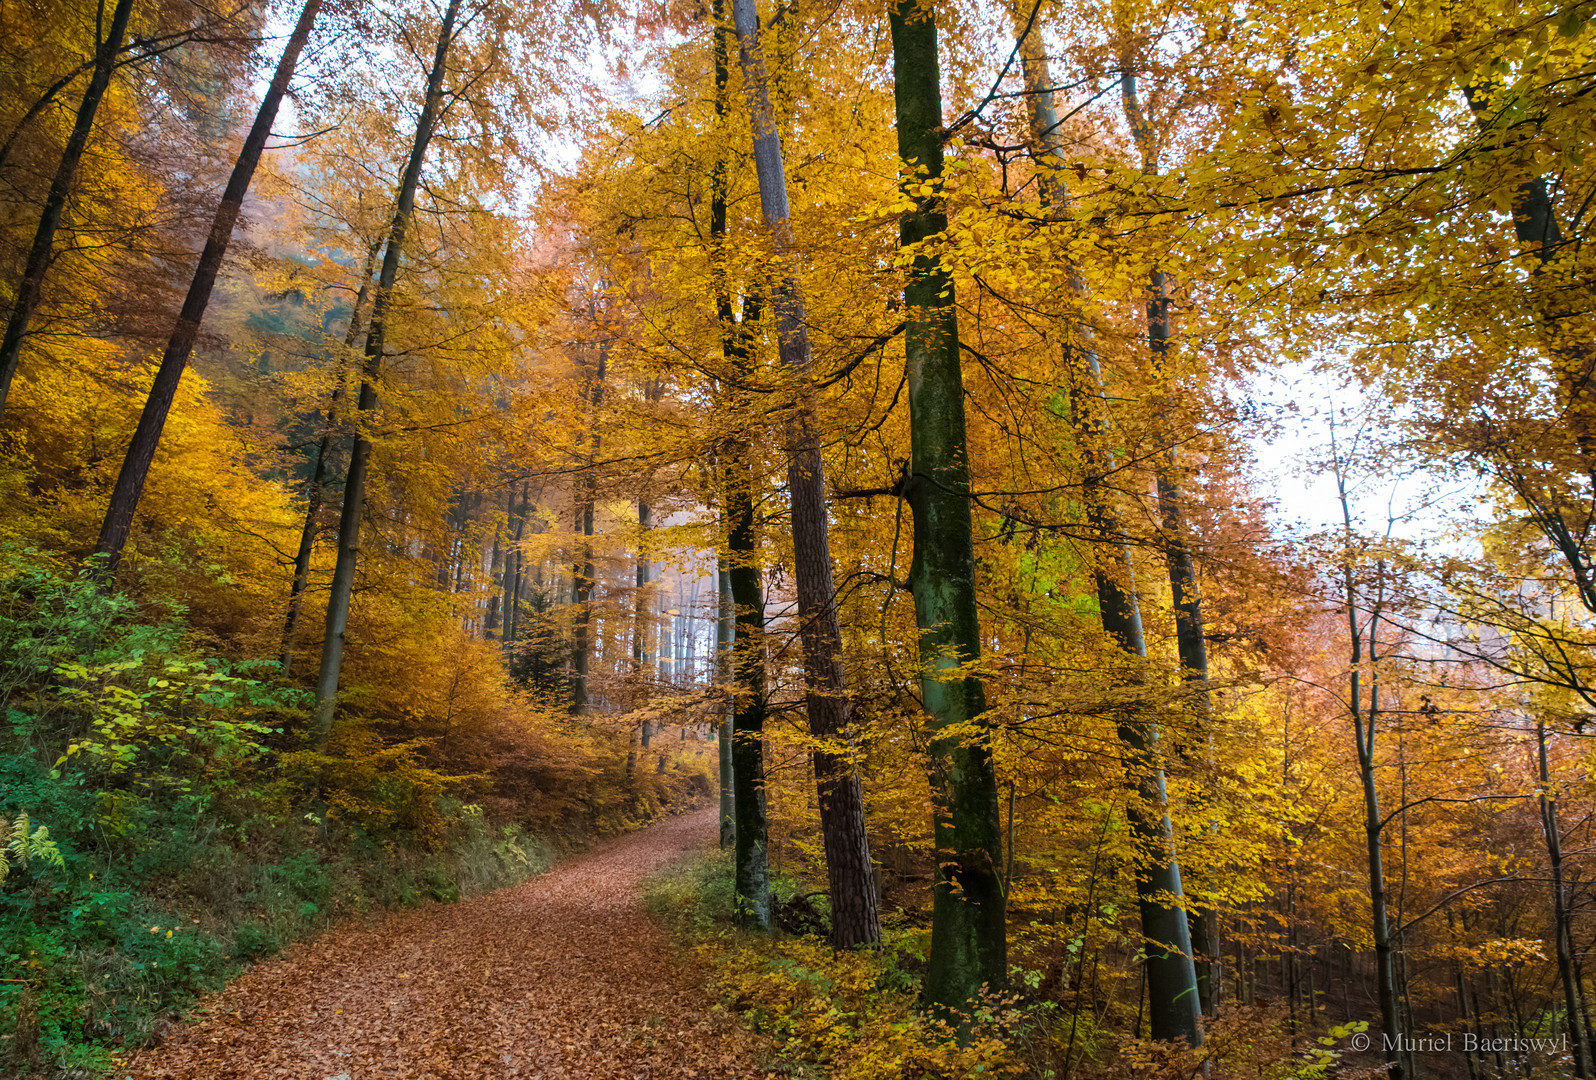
left=485, top=493, right=507, bottom=637
left=891, top=0, right=1006, bottom=1013
left=1334, top=472, right=1404, bottom=1078
left=505, top=482, right=530, bottom=649
left=709, top=7, right=760, bottom=891
left=280, top=240, right=381, bottom=674
left=309, top=0, right=462, bottom=747
left=571, top=345, right=606, bottom=713
left=90, top=0, right=325, bottom=576
left=0, top=0, right=138, bottom=420
left=1539, top=717, right=1591, bottom=1076
left=718, top=559, right=736, bottom=849
left=729, top=0, right=879, bottom=952
left=633, top=494, right=652, bottom=754
left=725, top=393, right=770, bottom=930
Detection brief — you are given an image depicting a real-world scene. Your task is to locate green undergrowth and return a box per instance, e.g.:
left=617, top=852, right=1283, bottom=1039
left=645, top=857, right=1354, bottom=1080
left=645, top=851, right=1025, bottom=1079
left=0, top=770, right=552, bottom=1077
left=0, top=556, right=698, bottom=1077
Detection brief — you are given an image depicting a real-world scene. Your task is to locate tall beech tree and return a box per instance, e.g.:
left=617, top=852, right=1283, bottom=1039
left=281, top=238, right=381, bottom=673
left=717, top=561, right=735, bottom=850
left=1007, top=3, right=1201, bottom=1044
left=722, top=308, right=772, bottom=930
left=1118, top=48, right=1222, bottom=1016
left=0, top=0, right=138, bottom=419
left=889, top=0, right=1006, bottom=1011
left=571, top=340, right=607, bottom=713
left=712, top=0, right=769, bottom=928
left=1333, top=461, right=1405, bottom=1079
left=90, top=0, right=324, bottom=577
left=311, top=0, right=464, bottom=746
left=728, top=0, right=879, bottom=950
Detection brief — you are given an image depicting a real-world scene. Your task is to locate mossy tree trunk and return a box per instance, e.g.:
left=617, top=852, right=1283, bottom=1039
left=889, top=0, right=1006, bottom=1012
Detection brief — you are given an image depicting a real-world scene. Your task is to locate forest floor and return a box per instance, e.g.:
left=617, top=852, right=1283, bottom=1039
left=126, top=808, right=770, bottom=1080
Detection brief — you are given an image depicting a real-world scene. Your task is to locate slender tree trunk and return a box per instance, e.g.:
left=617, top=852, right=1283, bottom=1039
left=1539, top=717, right=1591, bottom=1076
left=0, top=0, right=138, bottom=420
left=1335, top=471, right=1404, bottom=1077
left=889, top=0, right=1006, bottom=1012
left=485, top=495, right=507, bottom=637
left=309, top=0, right=462, bottom=747
left=571, top=345, right=606, bottom=713
left=1085, top=465, right=1203, bottom=1046
left=718, top=561, right=736, bottom=849
left=659, top=585, right=675, bottom=684
left=281, top=240, right=381, bottom=673
left=728, top=0, right=879, bottom=948
left=1117, top=60, right=1222, bottom=1017
left=505, top=482, right=530, bottom=650
left=634, top=496, right=652, bottom=751
left=723, top=304, right=770, bottom=927
left=90, top=0, right=325, bottom=576
left=1005, top=5, right=1198, bottom=1042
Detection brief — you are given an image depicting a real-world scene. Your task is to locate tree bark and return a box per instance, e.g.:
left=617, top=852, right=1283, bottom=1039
left=571, top=344, right=606, bottom=713
left=505, top=482, right=530, bottom=650
left=721, top=296, right=771, bottom=928
left=890, top=0, right=1006, bottom=1013
left=1539, top=716, right=1591, bottom=1076
left=0, top=0, right=138, bottom=420
left=281, top=239, right=381, bottom=673
left=90, top=0, right=324, bottom=576
left=634, top=495, right=652, bottom=752
left=729, top=0, right=879, bottom=949
left=1334, top=471, right=1404, bottom=1078
left=1119, top=60, right=1221, bottom=1017
left=1006, top=5, right=1200, bottom=1043
left=718, top=561, right=736, bottom=849
left=309, top=0, right=462, bottom=747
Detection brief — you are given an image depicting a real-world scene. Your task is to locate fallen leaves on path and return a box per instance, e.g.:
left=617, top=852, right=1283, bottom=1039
left=130, top=809, right=771, bottom=1079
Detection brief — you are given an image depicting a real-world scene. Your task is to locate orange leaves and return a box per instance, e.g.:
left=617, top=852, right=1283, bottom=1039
left=132, top=811, right=769, bottom=1080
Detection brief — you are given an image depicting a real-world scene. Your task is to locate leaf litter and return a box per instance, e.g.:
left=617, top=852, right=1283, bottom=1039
left=130, top=809, right=771, bottom=1079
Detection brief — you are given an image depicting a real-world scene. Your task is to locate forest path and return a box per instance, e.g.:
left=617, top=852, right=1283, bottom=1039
left=131, top=808, right=768, bottom=1080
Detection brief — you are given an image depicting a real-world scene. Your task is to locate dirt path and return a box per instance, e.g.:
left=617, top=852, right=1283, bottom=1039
left=131, top=808, right=768, bottom=1080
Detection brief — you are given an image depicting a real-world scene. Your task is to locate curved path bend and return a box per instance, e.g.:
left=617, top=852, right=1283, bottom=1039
left=132, top=808, right=767, bottom=1080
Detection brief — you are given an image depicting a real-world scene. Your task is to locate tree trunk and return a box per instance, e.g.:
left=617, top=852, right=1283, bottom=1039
left=309, top=0, right=462, bottom=747
left=505, top=482, right=530, bottom=649
left=634, top=496, right=652, bottom=750
left=281, top=239, right=381, bottom=673
left=730, top=0, right=880, bottom=952
left=0, top=0, right=138, bottom=420
left=1335, top=473, right=1404, bottom=1078
left=890, top=0, right=1006, bottom=1012
left=90, top=0, right=324, bottom=576
left=1118, top=60, right=1222, bottom=1017
left=1006, top=5, right=1199, bottom=1042
left=723, top=307, right=770, bottom=927
left=718, top=561, right=736, bottom=849
left=1540, top=716, right=1591, bottom=1076
left=710, top=7, right=765, bottom=915
left=571, top=345, right=606, bottom=713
